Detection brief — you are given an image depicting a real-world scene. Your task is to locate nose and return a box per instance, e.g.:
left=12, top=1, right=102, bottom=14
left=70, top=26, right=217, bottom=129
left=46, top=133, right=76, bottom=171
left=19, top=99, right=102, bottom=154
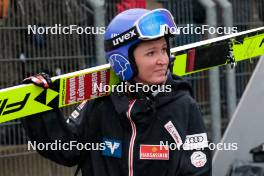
left=157, top=52, right=169, bottom=65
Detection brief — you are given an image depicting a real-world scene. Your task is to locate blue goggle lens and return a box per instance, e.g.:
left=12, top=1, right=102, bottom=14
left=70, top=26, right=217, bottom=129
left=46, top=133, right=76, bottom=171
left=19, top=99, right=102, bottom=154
left=137, top=9, right=176, bottom=38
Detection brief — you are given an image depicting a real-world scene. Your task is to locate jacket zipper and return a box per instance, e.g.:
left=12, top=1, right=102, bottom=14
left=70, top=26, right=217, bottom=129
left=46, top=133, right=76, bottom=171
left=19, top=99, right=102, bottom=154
left=127, top=99, right=137, bottom=176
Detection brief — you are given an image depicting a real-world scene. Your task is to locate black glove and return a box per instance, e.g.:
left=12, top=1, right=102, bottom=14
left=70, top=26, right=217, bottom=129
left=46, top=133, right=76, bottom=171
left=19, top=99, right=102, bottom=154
left=22, top=72, right=52, bottom=89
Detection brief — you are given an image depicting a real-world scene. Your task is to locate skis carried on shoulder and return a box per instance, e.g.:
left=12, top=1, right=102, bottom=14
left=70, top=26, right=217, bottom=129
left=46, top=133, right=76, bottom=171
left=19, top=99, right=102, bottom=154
left=0, top=27, right=263, bottom=123
left=0, top=65, right=119, bottom=123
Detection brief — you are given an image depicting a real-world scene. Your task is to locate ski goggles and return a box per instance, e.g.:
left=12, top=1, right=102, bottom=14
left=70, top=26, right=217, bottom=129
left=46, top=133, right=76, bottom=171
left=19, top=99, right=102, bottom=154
left=105, top=8, right=177, bottom=51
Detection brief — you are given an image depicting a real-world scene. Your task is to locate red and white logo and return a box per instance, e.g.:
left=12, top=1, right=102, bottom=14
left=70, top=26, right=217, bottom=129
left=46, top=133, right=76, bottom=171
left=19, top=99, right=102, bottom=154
left=77, top=100, right=87, bottom=110
left=140, top=145, right=169, bottom=160
left=190, top=151, right=207, bottom=168
left=164, top=121, right=183, bottom=149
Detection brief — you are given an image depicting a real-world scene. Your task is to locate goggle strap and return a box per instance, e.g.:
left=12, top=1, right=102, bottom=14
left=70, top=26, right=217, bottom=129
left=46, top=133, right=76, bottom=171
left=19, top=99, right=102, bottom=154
left=105, top=26, right=139, bottom=52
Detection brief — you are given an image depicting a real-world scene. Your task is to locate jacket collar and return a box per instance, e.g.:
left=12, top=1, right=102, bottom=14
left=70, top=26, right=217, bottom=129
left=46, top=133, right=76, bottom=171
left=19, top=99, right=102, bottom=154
left=110, top=73, right=193, bottom=115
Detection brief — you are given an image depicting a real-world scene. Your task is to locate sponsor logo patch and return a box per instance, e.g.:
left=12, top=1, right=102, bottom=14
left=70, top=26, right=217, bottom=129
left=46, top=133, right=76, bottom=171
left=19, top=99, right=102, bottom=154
left=140, top=145, right=169, bottom=160
left=183, top=133, right=208, bottom=150
left=102, top=138, right=122, bottom=158
left=77, top=100, right=87, bottom=110
left=70, top=110, right=80, bottom=119
left=191, top=151, right=207, bottom=168
left=164, top=121, right=183, bottom=149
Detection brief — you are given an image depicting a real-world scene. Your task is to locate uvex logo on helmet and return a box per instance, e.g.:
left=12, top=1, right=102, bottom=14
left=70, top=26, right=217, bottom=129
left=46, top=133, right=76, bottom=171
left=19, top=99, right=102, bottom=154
left=112, top=29, right=137, bottom=46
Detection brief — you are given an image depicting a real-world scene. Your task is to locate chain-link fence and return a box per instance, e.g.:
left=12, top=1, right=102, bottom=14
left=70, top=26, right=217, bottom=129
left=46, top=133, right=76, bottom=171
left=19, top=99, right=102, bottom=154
left=0, top=0, right=263, bottom=175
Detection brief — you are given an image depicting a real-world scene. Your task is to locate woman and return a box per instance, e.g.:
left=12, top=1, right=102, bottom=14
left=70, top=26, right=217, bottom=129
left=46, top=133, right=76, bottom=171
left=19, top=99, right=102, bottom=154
left=22, top=8, right=211, bottom=176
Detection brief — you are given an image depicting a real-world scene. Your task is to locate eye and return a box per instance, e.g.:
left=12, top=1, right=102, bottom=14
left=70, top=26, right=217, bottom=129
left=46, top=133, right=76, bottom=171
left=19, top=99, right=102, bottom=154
left=161, top=47, right=167, bottom=54
left=146, top=51, right=155, bottom=57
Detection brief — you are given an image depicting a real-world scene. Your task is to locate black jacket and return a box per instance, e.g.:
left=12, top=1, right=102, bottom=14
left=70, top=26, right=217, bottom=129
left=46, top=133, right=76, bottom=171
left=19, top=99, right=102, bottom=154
left=22, top=74, right=211, bottom=176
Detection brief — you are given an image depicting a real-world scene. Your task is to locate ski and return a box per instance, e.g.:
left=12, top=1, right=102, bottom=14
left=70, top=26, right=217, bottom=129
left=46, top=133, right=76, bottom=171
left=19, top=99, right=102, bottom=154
left=0, top=65, right=120, bottom=123
left=0, top=27, right=263, bottom=123
left=171, top=27, right=264, bottom=76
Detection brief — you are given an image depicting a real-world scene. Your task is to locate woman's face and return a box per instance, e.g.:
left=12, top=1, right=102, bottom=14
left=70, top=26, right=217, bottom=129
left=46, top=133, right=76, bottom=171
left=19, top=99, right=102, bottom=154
left=133, top=37, right=169, bottom=85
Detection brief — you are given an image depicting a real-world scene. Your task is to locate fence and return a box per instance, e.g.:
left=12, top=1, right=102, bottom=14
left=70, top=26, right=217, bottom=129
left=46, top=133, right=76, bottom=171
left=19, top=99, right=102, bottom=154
left=0, top=0, right=263, bottom=175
